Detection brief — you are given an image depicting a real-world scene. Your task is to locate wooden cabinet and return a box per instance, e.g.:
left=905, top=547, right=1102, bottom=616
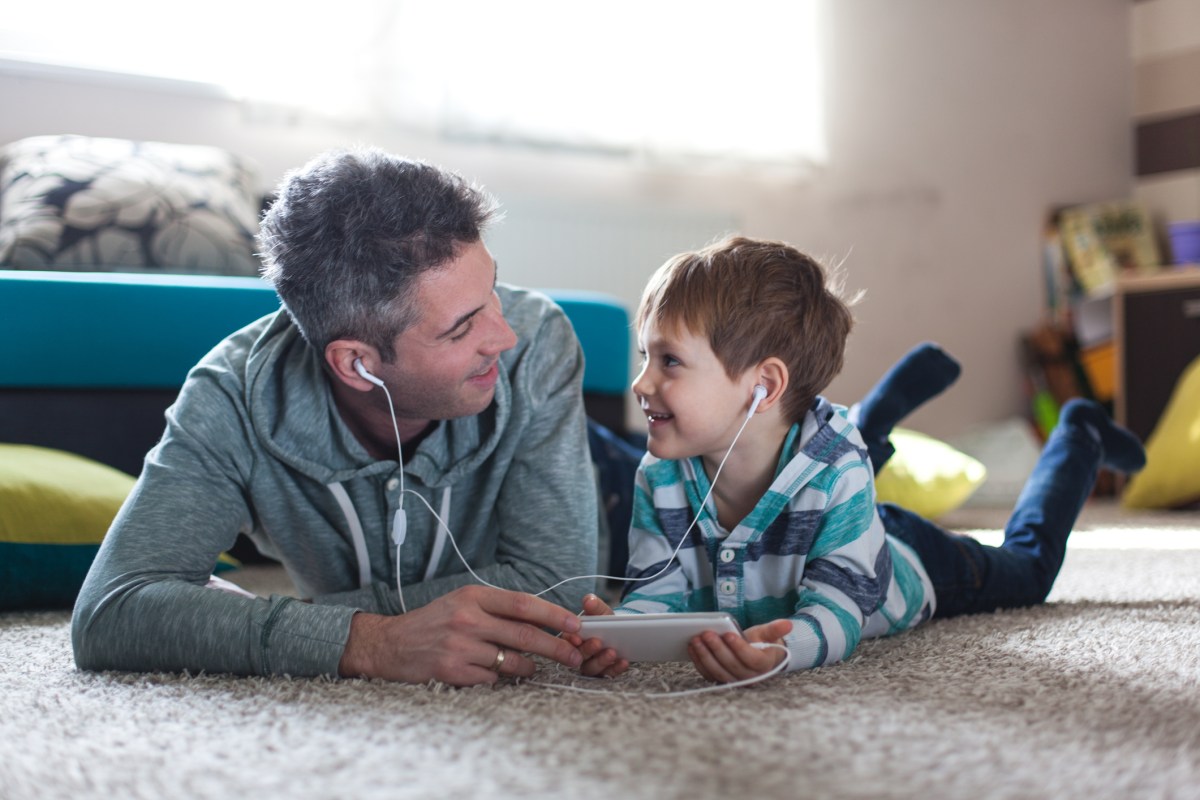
left=1114, top=267, right=1200, bottom=442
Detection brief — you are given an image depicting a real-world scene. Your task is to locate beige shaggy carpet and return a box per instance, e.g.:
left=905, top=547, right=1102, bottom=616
left=2, top=501, right=1199, bottom=800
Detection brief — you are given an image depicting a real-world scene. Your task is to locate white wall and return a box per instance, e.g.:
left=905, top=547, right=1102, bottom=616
left=0, top=0, right=1133, bottom=438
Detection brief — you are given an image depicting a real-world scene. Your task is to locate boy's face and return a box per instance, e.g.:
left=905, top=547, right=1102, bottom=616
left=633, top=317, right=757, bottom=463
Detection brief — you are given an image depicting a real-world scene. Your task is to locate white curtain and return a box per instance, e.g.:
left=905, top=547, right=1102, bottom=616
left=1, top=0, right=825, bottom=166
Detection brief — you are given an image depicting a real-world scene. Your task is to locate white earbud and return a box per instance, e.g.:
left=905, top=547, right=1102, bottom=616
left=747, top=384, right=768, bottom=417
left=354, top=358, right=386, bottom=388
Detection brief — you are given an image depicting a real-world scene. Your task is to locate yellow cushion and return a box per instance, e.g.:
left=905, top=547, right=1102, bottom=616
left=0, top=444, right=136, bottom=544
left=874, top=428, right=988, bottom=519
left=1122, top=356, right=1200, bottom=509
left=0, top=444, right=236, bottom=610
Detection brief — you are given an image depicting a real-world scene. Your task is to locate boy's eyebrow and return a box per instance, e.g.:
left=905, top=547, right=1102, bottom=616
left=435, top=258, right=498, bottom=340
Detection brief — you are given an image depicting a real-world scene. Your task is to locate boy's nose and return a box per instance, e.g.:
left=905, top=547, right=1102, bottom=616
left=631, top=367, right=652, bottom=399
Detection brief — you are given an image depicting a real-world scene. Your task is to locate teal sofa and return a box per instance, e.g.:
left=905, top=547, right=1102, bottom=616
left=0, top=270, right=631, bottom=477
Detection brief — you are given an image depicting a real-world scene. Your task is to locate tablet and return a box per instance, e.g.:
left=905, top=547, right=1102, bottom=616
left=578, top=612, right=744, bottom=662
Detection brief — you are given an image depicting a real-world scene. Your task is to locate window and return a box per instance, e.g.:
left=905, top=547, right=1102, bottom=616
left=2, top=1, right=825, bottom=166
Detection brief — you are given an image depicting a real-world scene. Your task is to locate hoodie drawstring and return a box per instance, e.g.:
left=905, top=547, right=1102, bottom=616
left=325, top=482, right=452, bottom=591
left=423, top=487, right=451, bottom=582
left=326, top=482, right=371, bottom=589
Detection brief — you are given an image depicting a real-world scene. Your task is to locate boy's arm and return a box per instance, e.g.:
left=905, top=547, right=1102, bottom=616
left=782, top=463, right=887, bottom=670
left=615, top=465, right=694, bottom=614
left=572, top=463, right=692, bottom=678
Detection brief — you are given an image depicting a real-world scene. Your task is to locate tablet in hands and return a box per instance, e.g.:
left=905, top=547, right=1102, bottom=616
left=578, top=612, right=744, bottom=662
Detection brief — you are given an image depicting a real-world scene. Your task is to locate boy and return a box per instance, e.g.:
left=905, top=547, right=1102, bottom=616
left=573, top=235, right=1145, bottom=684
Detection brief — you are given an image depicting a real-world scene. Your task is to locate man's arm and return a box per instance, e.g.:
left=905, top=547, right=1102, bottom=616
left=71, top=374, right=359, bottom=677
left=72, top=410, right=585, bottom=684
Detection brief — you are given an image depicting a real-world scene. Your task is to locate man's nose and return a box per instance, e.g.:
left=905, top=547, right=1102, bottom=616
left=482, top=299, right=517, bottom=355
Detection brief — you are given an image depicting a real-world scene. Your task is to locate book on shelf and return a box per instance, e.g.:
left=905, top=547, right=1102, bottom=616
left=1088, top=200, right=1162, bottom=275
left=1057, top=206, right=1119, bottom=296
left=1054, top=201, right=1162, bottom=298
left=1041, top=222, right=1076, bottom=327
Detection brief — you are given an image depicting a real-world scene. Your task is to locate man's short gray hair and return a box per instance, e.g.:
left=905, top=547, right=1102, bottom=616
left=258, top=148, right=499, bottom=360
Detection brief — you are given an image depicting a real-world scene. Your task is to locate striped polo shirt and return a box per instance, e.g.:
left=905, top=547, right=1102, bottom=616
left=619, top=398, right=935, bottom=671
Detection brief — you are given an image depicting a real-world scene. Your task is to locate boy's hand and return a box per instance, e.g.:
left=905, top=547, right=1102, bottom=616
left=689, top=618, right=792, bottom=683
left=561, top=593, right=630, bottom=679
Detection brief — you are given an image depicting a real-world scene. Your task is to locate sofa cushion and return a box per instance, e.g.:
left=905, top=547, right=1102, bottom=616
left=0, top=134, right=261, bottom=275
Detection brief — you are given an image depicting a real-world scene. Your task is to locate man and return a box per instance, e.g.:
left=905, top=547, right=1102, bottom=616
left=72, top=149, right=595, bottom=685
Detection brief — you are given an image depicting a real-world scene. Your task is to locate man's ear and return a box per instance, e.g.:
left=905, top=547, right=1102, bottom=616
left=326, top=340, right=380, bottom=392
left=751, top=358, right=789, bottom=413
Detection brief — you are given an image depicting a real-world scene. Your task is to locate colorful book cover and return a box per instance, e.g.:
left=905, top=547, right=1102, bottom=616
left=1058, top=206, right=1118, bottom=297
left=1086, top=201, right=1161, bottom=275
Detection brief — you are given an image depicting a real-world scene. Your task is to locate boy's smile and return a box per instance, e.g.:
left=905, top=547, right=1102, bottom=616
left=633, top=318, right=758, bottom=464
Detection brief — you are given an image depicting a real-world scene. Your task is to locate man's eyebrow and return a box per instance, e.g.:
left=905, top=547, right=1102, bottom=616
left=436, top=305, right=484, bottom=340
left=435, top=258, right=498, bottom=340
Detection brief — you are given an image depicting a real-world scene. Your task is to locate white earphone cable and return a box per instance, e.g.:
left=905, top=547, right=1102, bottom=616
left=392, top=399, right=759, bottom=600
left=372, top=377, right=409, bottom=615
left=362, top=367, right=783, bottom=695
left=525, top=643, right=791, bottom=698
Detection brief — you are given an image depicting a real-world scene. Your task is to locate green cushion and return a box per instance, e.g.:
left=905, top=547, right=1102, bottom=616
left=0, top=444, right=234, bottom=610
left=1122, top=355, right=1200, bottom=510
left=875, top=428, right=988, bottom=519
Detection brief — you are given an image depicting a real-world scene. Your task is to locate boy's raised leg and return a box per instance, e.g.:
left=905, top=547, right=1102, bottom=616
left=880, top=398, right=1146, bottom=617
left=996, top=398, right=1146, bottom=599
left=851, top=342, right=961, bottom=472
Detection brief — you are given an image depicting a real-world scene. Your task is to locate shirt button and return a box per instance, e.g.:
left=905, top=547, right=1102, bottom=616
left=385, top=478, right=400, bottom=491
left=719, top=548, right=735, bottom=563
left=720, top=580, right=736, bottom=595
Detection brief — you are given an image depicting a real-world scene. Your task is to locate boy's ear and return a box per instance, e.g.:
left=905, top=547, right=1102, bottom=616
left=326, top=339, right=382, bottom=391
left=751, top=358, right=789, bottom=412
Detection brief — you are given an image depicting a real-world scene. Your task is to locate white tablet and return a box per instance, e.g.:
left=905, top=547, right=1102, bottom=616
left=578, top=612, right=744, bottom=662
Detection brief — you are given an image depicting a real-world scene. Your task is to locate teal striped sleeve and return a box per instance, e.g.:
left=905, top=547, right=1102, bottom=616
left=616, top=463, right=692, bottom=615
left=784, top=464, right=879, bottom=669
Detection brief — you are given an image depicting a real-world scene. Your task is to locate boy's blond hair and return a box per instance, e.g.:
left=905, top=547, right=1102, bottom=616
left=636, top=235, right=855, bottom=423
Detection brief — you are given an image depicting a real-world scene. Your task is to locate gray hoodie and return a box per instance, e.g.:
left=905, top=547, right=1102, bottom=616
left=72, top=285, right=599, bottom=678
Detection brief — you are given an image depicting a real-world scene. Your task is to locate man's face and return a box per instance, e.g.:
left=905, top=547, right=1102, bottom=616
left=377, top=240, right=517, bottom=422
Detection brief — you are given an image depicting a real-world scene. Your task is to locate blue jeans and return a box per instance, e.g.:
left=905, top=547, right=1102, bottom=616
left=879, top=422, right=1101, bottom=617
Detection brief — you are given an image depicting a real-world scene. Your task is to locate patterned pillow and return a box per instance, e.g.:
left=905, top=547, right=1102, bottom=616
left=0, top=134, right=262, bottom=275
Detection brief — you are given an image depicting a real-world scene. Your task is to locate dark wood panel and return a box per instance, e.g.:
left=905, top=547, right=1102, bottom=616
left=1136, top=111, right=1200, bottom=176
left=1120, top=283, right=1200, bottom=441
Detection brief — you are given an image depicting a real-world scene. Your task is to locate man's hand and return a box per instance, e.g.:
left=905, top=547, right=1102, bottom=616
left=688, top=618, right=792, bottom=684
left=560, top=593, right=630, bottom=679
left=337, top=585, right=583, bottom=685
